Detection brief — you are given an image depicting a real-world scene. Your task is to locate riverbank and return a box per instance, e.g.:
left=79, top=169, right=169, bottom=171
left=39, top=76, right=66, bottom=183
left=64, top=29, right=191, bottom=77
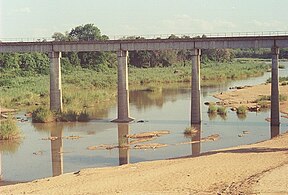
left=1, top=131, right=287, bottom=194
left=0, top=60, right=269, bottom=112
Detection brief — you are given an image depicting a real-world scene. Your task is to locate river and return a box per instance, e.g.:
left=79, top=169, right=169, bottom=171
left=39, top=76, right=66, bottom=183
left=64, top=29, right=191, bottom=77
left=1, top=61, right=288, bottom=184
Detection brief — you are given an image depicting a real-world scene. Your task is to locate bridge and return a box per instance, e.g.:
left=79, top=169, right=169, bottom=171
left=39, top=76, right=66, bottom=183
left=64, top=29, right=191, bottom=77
left=1, top=35, right=288, bottom=126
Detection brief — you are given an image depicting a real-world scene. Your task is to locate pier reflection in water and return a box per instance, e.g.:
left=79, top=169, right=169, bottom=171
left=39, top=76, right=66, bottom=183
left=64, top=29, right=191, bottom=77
left=118, top=123, right=130, bottom=165
left=270, top=125, right=280, bottom=139
left=191, top=124, right=201, bottom=157
left=50, top=123, right=64, bottom=176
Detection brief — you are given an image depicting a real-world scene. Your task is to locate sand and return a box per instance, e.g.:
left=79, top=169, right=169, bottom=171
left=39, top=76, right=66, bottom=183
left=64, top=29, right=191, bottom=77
left=1, top=133, right=287, bottom=194
left=1, top=84, right=288, bottom=194
left=214, top=83, right=288, bottom=115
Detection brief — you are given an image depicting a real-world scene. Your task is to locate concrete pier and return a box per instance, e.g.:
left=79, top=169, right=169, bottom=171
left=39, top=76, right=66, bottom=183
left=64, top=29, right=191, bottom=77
left=49, top=52, right=63, bottom=112
left=191, top=49, right=201, bottom=124
left=271, top=47, right=280, bottom=126
left=113, top=50, right=133, bottom=123
left=118, top=123, right=130, bottom=165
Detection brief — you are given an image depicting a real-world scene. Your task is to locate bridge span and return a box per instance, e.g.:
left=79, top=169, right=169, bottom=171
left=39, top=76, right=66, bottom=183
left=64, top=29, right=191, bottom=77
left=1, top=35, right=288, bottom=126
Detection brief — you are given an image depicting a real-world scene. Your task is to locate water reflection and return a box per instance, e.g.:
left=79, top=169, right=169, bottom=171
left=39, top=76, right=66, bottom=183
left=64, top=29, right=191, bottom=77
left=32, top=123, right=64, bottom=177
left=237, top=113, right=247, bottom=120
left=0, top=139, right=22, bottom=181
left=0, top=140, right=22, bottom=154
left=208, top=112, right=217, bottom=120
left=50, top=124, right=64, bottom=176
left=270, top=125, right=280, bottom=138
left=191, top=124, right=201, bottom=156
left=118, top=123, right=130, bottom=165
left=130, top=87, right=189, bottom=111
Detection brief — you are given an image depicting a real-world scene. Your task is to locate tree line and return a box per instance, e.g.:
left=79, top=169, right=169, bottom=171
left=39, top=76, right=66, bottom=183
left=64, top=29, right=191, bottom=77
left=1, top=23, right=288, bottom=75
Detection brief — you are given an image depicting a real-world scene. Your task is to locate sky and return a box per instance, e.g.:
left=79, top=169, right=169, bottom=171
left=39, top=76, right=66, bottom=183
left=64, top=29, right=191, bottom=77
left=1, top=0, right=288, bottom=40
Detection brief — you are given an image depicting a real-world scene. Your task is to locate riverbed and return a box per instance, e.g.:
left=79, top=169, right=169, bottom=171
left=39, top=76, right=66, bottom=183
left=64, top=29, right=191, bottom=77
left=1, top=61, right=288, bottom=184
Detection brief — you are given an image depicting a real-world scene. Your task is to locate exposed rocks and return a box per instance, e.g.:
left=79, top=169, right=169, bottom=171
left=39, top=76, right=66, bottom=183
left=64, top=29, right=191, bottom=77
left=243, top=131, right=250, bottom=134
left=133, top=143, right=167, bottom=150
left=126, top=130, right=170, bottom=139
left=87, top=144, right=116, bottom=150
left=248, top=105, right=261, bottom=112
left=33, top=151, right=44, bottom=155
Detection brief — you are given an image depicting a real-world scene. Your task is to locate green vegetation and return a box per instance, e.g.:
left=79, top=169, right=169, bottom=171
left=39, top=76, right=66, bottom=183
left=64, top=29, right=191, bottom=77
left=236, top=105, right=247, bottom=114
left=255, top=94, right=288, bottom=103
left=266, top=76, right=288, bottom=84
left=0, top=23, right=277, bottom=120
left=0, top=116, right=21, bottom=140
left=78, top=110, right=90, bottom=122
left=60, top=110, right=77, bottom=122
left=217, top=106, right=227, bottom=115
left=32, top=107, right=54, bottom=123
left=208, top=104, right=218, bottom=113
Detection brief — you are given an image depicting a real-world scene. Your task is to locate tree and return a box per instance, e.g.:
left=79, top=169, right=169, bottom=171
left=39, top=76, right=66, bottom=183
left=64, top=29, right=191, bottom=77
left=69, top=24, right=102, bottom=41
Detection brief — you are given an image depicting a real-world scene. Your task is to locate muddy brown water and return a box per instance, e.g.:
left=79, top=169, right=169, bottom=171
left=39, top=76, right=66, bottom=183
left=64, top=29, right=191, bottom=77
left=1, top=62, right=288, bottom=184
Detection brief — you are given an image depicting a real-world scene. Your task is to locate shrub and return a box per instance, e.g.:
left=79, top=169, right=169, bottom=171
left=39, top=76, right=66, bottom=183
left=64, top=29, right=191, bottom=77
left=280, top=94, right=288, bottom=102
left=0, top=116, right=21, bottom=140
left=208, top=105, right=217, bottom=113
left=60, top=110, right=77, bottom=122
left=78, top=110, right=90, bottom=122
left=236, top=105, right=247, bottom=114
left=217, top=106, right=227, bottom=115
left=32, top=107, right=54, bottom=123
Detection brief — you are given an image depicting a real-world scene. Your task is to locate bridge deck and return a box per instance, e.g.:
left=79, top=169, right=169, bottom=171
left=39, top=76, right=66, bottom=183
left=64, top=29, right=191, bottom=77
left=1, top=36, right=288, bottom=53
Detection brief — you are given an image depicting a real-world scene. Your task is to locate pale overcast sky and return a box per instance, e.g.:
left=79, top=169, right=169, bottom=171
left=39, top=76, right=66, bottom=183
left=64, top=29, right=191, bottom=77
left=1, top=0, right=288, bottom=39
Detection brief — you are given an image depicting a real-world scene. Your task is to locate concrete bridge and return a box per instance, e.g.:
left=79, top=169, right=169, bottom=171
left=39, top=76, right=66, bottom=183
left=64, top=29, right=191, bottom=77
left=1, top=35, right=288, bottom=126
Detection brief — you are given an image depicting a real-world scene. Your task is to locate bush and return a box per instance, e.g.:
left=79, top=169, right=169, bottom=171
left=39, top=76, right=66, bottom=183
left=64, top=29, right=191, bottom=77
left=208, top=105, right=217, bottom=113
left=0, top=116, right=21, bottom=140
left=60, top=110, right=77, bottom=122
left=32, top=107, right=54, bottom=123
left=217, top=106, right=227, bottom=115
left=78, top=110, right=90, bottom=122
left=236, top=105, right=247, bottom=114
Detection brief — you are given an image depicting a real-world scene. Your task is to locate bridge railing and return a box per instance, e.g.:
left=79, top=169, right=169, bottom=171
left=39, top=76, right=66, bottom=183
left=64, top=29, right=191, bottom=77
left=1, top=31, right=288, bottom=42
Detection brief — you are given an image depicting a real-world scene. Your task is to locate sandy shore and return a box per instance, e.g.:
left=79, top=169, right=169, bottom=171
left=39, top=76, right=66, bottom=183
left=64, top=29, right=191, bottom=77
left=1, top=131, right=287, bottom=195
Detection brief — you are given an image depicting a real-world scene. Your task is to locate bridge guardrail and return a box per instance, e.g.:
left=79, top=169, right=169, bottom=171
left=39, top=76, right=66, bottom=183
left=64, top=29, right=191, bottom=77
left=1, top=31, right=288, bottom=42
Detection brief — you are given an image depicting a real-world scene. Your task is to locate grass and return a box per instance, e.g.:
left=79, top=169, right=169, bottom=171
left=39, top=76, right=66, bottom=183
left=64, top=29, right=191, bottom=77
left=255, top=94, right=288, bottom=103
left=184, top=127, right=198, bottom=136
left=0, top=115, right=21, bottom=140
left=78, top=110, right=90, bottom=122
left=266, top=76, right=288, bottom=84
left=236, top=105, right=247, bottom=114
left=208, top=104, right=218, bottom=113
left=32, top=107, right=54, bottom=123
left=217, top=106, right=227, bottom=115
left=0, top=60, right=270, bottom=113
left=60, top=110, right=77, bottom=122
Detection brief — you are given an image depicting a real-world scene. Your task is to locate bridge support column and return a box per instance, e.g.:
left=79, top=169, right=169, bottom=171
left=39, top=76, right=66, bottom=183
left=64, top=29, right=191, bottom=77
left=49, top=52, right=63, bottom=112
left=191, top=49, right=202, bottom=124
left=112, top=50, right=133, bottom=123
left=271, top=47, right=280, bottom=126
